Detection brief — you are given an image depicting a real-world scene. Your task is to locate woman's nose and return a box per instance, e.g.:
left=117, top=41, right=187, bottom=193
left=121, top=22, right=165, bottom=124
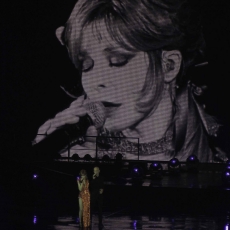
left=94, top=64, right=109, bottom=89
left=83, top=62, right=109, bottom=91
left=91, top=75, right=108, bottom=91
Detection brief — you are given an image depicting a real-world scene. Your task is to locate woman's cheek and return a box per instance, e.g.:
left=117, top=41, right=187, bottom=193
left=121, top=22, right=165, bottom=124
left=82, top=75, right=92, bottom=95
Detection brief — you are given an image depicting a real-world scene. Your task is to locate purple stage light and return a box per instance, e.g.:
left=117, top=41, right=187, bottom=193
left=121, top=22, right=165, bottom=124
left=133, top=220, right=137, bottom=229
left=133, top=220, right=137, bottom=226
left=222, top=169, right=230, bottom=187
left=33, top=215, right=37, bottom=224
left=33, top=174, right=38, bottom=179
left=169, top=158, right=179, bottom=167
left=186, top=155, right=199, bottom=172
left=131, top=164, right=144, bottom=184
left=187, top=154, right=199, bottom=163
left=168, top=158, right=181, bottom=172
left=150, top=162, right=163, bottom=173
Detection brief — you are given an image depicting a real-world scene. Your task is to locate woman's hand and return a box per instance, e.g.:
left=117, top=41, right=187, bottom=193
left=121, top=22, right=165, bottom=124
left=32, top=96, right=102, bottom=158
left=77, top=177, right=84, bottom=191
left=33, top=96, right=87, bottom=144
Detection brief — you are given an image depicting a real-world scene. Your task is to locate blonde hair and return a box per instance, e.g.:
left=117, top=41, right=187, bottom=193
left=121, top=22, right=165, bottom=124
left=80, top=169, right=88, bottom=179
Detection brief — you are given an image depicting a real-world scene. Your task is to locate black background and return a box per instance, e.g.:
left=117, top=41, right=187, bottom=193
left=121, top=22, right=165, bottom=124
left=1, top=0, right=230, bottom=160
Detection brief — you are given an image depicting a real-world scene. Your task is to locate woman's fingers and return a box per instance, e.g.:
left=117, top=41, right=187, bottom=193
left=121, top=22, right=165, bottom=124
left=33, top=96, right=88, bottom=144
left=47, top=115, right=80, bottom=134
left=49, top=107, right=86, bottom=132
left=32, top=119, right=52, bottom=144
left=33, top=114, right=81, bottom=144
left=54, top=105, right=87, bottom=120
left=69, top=95, right=85, bottom=107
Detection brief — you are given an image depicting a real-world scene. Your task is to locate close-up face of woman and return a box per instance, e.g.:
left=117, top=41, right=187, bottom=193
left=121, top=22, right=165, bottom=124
left=55, top=0, right=189, bottom=140
left=79, top=22, right=149, bottom=132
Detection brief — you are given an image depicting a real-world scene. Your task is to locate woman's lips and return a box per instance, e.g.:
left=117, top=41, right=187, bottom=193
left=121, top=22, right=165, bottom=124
left=101, top=101, right=122, bottom=118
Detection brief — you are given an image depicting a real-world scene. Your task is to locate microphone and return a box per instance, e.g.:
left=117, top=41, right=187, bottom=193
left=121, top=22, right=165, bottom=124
left=32, top=102, right=106, bottom=156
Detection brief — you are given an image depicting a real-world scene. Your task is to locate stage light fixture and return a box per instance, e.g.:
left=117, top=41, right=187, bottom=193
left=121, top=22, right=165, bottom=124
left=131, top=218, right=143, bottom=229
left=115, top=152, right=123, bottom=161
left=225, top=160, right=230, bottom=170
left=168, top=158, right=181, bottom=173
left=149, top=162, right=163, bottom=179
left=83, top=154, right=93, bottom=161
left=222, top=169, right=230, bottom=187
left=186, top=154, right=199, bottom=172
left=133, top=220, right=137, bottom=229
left=72, top=153, right=80, bottom=161
left=33, top=174, right=38, bottom=179
left=150, top=162, right=163, bottom=171
left=130, top=164, right=144, bottom=185
left=102, top=154, right=111, bottom=162
left=187, top=154, right=198, bottom=162
left=33, top=215, right=37, bottom=224
left=132, top=220, right=141, bottom=230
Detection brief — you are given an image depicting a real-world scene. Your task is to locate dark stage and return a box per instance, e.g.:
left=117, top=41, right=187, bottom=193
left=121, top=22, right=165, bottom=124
left=1, top=158, right=230, bottom=230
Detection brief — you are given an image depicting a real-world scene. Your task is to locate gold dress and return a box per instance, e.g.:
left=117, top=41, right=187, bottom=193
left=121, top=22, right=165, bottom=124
left=79, top=180, right=90, bottom=227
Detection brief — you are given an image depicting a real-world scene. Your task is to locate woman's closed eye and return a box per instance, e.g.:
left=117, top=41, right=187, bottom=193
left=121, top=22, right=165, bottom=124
left=109, top=54, right=134, bottom=67
left=80, top=53, right=135, bottom=72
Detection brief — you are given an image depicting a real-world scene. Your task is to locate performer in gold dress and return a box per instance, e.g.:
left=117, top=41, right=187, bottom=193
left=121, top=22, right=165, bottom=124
left=77, top=169, right=90, bottom=228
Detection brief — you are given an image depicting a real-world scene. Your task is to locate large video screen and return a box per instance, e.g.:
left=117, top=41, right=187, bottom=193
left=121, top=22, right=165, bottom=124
left=2, top=0, right=230, bottom=162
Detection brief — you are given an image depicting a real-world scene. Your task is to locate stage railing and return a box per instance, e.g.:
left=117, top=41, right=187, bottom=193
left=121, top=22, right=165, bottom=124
left=66, top=135, right=140, bottom=161
left=34, top=134, right=140, bottom=161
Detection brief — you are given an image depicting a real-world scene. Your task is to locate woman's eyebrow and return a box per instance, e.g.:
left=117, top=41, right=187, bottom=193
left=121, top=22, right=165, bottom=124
left=103, top=47, right=136, bottom=55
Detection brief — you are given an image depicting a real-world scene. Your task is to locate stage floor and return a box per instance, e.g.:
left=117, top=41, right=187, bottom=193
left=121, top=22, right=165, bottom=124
left=1, top=160, right=230, bottom=229
left=1, top=203, right=229, bottom=230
